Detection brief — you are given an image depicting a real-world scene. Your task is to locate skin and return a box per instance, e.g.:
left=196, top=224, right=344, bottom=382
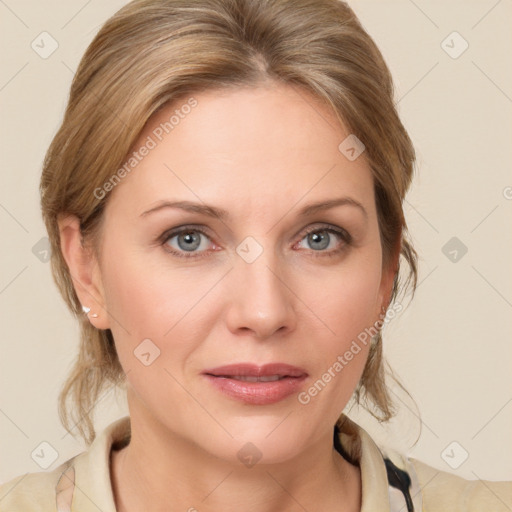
left=59, top=81, right=397, bottom=512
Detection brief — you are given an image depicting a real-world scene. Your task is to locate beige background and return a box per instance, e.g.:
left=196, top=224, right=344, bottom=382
left=1, top=0, right=511, bottom=485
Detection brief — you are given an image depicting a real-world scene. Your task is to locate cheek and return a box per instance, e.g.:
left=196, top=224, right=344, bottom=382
left=305, top=255, right=382, bottom=344
left=98, top=246, right=235, bottom=435
left=294, top=255, right=382, bottom=408
left=101, top=243, right=200, bottom=334
left=99, top=246, right=223, bottom=373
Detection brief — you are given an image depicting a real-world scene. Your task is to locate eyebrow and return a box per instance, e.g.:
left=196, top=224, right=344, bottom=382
left=140, top=197, right=368, bottom=220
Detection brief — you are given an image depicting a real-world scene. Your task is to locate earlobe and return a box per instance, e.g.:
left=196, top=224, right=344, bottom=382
left=57, top=214, right=109, bottom=330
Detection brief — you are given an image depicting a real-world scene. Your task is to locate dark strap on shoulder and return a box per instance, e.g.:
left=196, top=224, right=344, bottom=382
left=383, top=456, right=415, bottom=512
left=333, top=424, right=415, bottom=511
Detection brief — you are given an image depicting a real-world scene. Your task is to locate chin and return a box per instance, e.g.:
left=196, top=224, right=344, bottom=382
left=207, top=417, right=313, bottom=466
left=213, top=436, right=305, bottom=467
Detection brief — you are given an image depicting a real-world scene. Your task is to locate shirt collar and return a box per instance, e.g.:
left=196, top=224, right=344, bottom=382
left=336, top=414, right=391, bottom=512
left=69, top=415, right=130, bottom=512
left=67, top=414, right=391, bottom=512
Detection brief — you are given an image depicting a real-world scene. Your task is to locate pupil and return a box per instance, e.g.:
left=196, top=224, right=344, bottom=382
left=309, top=231, right=329, bottom=250
left=178, top=231, right=200, bottom=251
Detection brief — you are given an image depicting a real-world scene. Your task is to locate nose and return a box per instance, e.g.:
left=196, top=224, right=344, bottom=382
left=225, top=247, right=297, bottom=340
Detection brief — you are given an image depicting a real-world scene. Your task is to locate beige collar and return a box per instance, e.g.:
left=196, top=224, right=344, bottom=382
left=60, top=414, right=392, bottom=512
left=336, top=414, right=391, bottom=512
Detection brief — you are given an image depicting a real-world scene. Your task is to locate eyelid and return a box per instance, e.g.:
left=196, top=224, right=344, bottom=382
left=159, top=225, right=216, bottom=257
left=299, top=223, right=352, bottom=243
left=160, top=223, right=350, bottom=244
left=159, top=224, right=213, bottom=243
left=159, top=222, right=352, bottom=258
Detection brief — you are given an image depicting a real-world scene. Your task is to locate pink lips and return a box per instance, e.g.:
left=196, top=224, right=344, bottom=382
left=202, top=363, right=308, bottom=405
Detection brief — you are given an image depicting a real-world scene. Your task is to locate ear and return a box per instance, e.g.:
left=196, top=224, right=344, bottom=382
left=57, top=214, right=110, bottom=330
left=376, top=233, right=401, bottom=318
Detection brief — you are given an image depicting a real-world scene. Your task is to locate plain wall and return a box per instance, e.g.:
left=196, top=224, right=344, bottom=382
left=1, top=0, right=511, bottom=484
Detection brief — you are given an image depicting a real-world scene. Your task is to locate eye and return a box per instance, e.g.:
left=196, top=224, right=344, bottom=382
left=160, top=223, right=351, bottom=259
left=295, top=225, right=351, bottom=257
left=162, top=226, right=214, bottom=258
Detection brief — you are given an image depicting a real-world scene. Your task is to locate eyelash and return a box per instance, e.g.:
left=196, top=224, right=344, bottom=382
left=159, top=224, right=352, bottom=260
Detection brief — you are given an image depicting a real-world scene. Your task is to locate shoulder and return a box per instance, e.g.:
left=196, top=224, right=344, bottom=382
left=337, top=415, right=512, bottom=511
left=0, top=416, right=130, bottom=512
left=381, top=444, right=512, bottom=512
left=0, top=458, right=75, bottom=511
left=408, top=457, right=512, bottom=512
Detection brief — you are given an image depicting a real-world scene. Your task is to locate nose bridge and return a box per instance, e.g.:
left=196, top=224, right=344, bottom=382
left=227, top=235, right=295, bottom=337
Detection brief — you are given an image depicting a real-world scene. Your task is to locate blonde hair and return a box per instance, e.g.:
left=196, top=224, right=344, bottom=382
left=40, top=0, right=418, bottom=445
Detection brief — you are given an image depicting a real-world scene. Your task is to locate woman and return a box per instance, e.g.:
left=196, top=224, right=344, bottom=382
left=0, top=0, right=510, bottom=510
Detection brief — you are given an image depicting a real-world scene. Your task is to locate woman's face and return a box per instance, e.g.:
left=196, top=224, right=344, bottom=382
left=92, top=82, right=394, bottom=463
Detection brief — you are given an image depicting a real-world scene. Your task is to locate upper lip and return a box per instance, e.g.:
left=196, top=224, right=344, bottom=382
left=203, top=363, right=308, bottom=378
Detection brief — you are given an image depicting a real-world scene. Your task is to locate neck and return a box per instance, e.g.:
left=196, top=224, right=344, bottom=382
left=110, top=416, right=361, bottom=512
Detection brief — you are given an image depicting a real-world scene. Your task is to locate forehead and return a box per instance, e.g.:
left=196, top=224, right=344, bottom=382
left=106, top=83, right=375, bottom=219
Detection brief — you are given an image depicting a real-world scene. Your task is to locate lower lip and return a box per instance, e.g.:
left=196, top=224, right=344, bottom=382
left=203, top=375, right=307, bottom=405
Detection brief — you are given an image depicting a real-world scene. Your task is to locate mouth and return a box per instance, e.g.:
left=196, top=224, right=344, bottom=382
left=202, top=363, right=308, bottom=405
left=203, top=362, right=307, bottom=378
left=218, top=375, right=288, bottom=382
